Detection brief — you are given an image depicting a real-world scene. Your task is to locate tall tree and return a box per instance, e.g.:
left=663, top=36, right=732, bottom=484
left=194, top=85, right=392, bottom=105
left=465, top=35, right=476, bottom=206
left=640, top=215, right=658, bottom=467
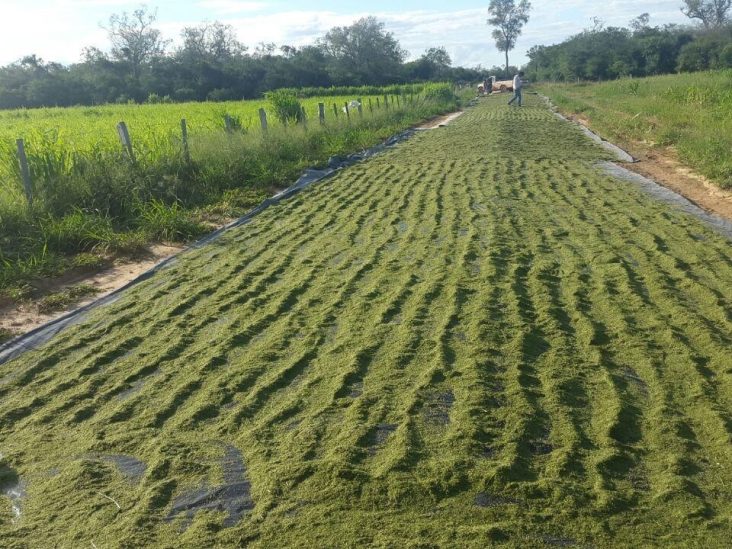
left=487, top=0, right=532, bottom=74
left=681, top=0, right=731, bottom=29
left=630, top=13, right=651, bottom=33
left=105, top=6, right=169, bottom=83
left=178, top=21, right=245, bottom=64
left=318, top=17, right=406, bottom=85
left=406, top=47, right=452, bottom=81
left=422, top=47, right=452, bottom=69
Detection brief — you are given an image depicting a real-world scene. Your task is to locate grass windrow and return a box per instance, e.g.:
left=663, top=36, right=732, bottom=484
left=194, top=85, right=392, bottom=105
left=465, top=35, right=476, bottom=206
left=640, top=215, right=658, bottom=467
left=1, top=93, right=731, bottom=547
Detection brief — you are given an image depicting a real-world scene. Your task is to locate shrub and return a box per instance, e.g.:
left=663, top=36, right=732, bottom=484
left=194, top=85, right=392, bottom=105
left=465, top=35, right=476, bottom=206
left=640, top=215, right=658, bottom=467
left=721, top=44, right=732, bottom=68
left=422, top=83, right=456, bottom=103
left=266, top=90, right=304, bottom=125
left=40, top=209, right=115, bottom=253
left=175, top=88, right=197, bottom=101
left=136, top=199, right=207, bottom=241
left=207, top=88, right=240, bottom=101
left=147, top=93, right=172, bottom=104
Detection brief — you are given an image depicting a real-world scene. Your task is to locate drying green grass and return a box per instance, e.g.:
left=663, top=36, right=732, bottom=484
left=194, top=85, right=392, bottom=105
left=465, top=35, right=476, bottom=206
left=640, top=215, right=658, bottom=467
left=541, top=70, right=732, bottom=188
left=36, top=284, right=100, bottom=314
left=1, top=95, right=731, bottom=547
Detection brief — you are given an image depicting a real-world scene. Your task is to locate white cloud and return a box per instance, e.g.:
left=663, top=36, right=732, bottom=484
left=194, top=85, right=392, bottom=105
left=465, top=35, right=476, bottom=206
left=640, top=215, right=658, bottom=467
left=51, top=0, right=132, bottom=5
left=0, top=4, right=108, bottom=64
left=196, top=0, right=268, bottom=14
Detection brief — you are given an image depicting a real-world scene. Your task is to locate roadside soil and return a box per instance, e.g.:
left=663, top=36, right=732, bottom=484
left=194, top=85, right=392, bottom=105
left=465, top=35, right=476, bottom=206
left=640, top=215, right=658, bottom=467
left=0, top=244, right=183, bottom=342
left=415, top=111, right=464, bottom=130
left=568, top=113, right=732, bottom=222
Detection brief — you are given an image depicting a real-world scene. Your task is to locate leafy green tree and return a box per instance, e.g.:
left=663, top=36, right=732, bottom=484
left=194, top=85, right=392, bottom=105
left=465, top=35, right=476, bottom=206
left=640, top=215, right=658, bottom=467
left=487, top=0, right=532, bottom=74
left=105, top=6, right=169, bottom=85
left=318, top=17, right=407, bottom=85
left=681, top=0, right=731, bottom=29
left=630, top=13, right=651, bottom=33
left=178, top=22, right=245, bottom=64
left=423, top=47, right=452, bottom=69
left=677, top=26, right=732, bottom=70
left=406, top=47, right=452, bottom=81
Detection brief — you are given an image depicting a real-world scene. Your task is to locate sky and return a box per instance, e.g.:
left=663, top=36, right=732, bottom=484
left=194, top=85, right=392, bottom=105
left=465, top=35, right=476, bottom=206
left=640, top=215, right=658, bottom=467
left=0, top=0, right=692, bottom=68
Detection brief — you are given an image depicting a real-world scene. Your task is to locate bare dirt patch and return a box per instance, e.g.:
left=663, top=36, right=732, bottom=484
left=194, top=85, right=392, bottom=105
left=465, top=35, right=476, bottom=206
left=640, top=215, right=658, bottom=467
left=0, top=244, right=182, bottom=342
left=568, top=114, right=732, bottom=223
left=416, top=111, right=464, bottom=130
left=628, top=150, right=732, bottom=221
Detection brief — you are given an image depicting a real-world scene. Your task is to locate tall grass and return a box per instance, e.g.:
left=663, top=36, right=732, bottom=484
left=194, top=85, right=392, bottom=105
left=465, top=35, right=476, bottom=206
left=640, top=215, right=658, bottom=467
left=0, top=84, right=464, bottom=290
left=540, top=70, right=732, bottom=188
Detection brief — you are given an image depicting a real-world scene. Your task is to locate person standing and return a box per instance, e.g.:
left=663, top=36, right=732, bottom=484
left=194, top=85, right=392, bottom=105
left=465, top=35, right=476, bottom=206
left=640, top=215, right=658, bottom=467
left=508, top=71, right=525, bottom=107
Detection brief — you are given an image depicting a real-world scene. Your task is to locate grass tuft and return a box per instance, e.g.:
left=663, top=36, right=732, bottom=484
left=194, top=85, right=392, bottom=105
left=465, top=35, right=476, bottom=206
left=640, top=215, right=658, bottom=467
left=36, top=284, right=100, bottom=314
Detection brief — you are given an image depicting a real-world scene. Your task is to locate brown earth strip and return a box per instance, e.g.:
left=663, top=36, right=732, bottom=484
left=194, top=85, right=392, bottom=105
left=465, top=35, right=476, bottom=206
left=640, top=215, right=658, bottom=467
left=0, top=244, right=183, bottom=342
left=415, top=111, right=464, bottom=130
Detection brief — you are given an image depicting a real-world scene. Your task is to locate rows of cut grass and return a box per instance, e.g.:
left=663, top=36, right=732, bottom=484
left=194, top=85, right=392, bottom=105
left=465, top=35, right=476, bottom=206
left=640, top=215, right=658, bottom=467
left=0, top=94, right=731, bottom=547
left=541, top=70, right=732, bottom=188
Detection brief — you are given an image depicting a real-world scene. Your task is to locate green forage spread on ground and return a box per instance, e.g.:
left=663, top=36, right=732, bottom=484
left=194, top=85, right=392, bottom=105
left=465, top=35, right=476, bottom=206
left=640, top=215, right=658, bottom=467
left=1, top=94, right=731, bottom=547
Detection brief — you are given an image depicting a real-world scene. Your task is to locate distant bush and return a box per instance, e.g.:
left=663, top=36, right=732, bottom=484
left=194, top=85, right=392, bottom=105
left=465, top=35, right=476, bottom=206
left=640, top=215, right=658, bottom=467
left=266, top=90, right=304, bottom=125
left=174, top=88, right=197, bottom=102
left=677, top=28, right=732, bottom=72
left=147, top=93, right=173, bottom=104
left=721, top=44, right=732, bottom=68
left=207, top=88, right=240, bottom=102
left=422, top=83, right=455, bottom=102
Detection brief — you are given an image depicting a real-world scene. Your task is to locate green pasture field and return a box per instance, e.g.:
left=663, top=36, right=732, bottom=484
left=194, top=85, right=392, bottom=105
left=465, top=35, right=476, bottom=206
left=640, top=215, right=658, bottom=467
left=541, top=69, right=732, bottom=189
left=0, top=94, right=389, bottom=171
left=1, top=95, right=731, bottom=547
left=0, top=93, right=398, bottom=206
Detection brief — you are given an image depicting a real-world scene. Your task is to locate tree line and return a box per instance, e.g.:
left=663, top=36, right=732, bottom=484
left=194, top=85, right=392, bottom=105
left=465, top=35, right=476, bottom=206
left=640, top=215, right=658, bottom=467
left=524, top=13, right=732, bottom=82
left=0, top=9, right=489, bottom=110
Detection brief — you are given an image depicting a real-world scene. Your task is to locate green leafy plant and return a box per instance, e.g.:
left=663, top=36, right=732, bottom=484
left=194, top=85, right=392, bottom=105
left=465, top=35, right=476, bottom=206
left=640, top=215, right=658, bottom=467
left=136, top=199, right=207, bottom=241
left=265, top=90, right=304, bottom=125
left=422, top=83, right=456, bottom=103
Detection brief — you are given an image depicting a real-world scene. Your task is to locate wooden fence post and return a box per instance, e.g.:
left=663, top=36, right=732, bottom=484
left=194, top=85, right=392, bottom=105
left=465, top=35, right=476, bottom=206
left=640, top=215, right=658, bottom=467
left=376, top=97, right=380, bottom=109
left=333, top=103, right=338, bottom=118
left=357, top=97, right=363, bottom=118
left=318, top=102, right=325, bottom=125
left=180, top=119, right=190, bottom=163
left=259, top=108, right=268, bottom=134
left=344, top=102, right=350, bottom=123
left=384, top=95, right=389, bottom=111
left=116, top=121, right=135, bottom=163
left=16, top=139, right=33, bottom=205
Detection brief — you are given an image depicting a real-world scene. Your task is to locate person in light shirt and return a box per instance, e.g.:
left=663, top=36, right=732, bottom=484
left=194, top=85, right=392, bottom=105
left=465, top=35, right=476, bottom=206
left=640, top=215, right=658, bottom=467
left=508, top=71, right=525, bottom=107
